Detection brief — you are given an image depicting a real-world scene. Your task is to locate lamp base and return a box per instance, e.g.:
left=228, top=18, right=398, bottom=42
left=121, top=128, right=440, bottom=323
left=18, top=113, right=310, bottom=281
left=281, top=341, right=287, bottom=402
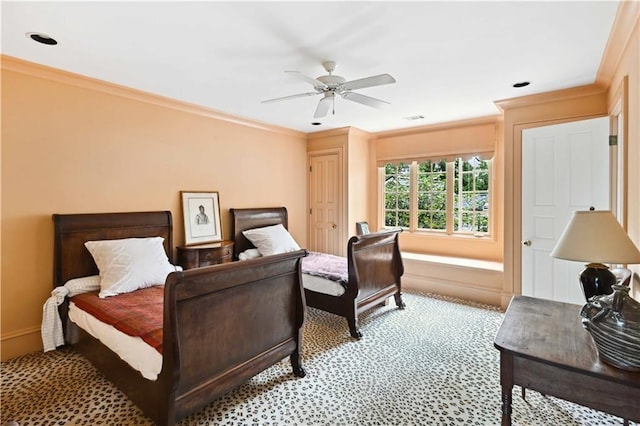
left=580, top=263, right=616, bottom=301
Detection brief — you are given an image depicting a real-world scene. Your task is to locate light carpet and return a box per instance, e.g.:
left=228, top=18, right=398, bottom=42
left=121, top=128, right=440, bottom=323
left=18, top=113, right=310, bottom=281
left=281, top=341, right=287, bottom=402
left=1, top=291, right=634, bottom=425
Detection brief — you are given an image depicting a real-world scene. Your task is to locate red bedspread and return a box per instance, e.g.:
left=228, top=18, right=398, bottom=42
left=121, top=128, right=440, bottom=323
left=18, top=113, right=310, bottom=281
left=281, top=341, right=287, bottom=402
left=70, top=286, right=164, bottom=354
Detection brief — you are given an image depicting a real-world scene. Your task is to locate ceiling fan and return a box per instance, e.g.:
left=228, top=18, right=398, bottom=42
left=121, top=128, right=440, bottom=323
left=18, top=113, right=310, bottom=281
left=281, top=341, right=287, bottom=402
left=262, top=61, right=396, bottom=119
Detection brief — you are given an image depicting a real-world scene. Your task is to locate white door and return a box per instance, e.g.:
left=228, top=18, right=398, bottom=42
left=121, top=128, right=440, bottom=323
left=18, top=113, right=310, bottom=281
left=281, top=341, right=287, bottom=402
left=309, top=152, right=342, bottom=255
left=522, top=117, right=609, bottom=304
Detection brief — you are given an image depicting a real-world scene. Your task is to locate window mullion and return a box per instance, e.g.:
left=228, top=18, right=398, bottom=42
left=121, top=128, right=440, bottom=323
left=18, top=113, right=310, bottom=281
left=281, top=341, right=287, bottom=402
left=377, top=167, right=385, bottom=230
left=488, top=160, right=493, bottom=234
left=446, top=161, right=454, bottom=234
left=472, top=168, right=478, bottom=231
left=410, top=161, right=418, bottom=231
left=457, top=161, right=463, bottom=233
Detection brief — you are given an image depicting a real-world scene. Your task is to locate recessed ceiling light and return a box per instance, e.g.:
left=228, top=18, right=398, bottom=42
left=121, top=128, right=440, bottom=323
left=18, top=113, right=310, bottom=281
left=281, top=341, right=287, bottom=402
left=311, top=122, right=322, bottom=126
left=26, top=32, right=58, bottom=45
left=404, top=115, right=424, bottom=121
left=513, top=81, right=530, bottom=88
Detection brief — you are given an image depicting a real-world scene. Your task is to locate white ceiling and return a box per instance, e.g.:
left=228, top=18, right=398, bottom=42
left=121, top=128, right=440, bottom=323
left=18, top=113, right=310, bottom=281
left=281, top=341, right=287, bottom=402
left=1, top=1, right=620, bottom=134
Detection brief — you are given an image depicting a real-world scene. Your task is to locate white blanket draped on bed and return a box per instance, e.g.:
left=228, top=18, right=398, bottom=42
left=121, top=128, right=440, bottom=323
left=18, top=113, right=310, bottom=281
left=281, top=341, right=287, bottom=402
left=41, top=276, right=101, bottom=352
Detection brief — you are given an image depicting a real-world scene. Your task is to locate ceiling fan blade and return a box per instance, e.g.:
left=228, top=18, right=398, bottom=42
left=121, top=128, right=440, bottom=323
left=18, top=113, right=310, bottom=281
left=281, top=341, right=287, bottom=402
left=314, top=96, right=332, bottom=118
left=342, top=73, right=396, bottom=91
left=341, top=92, right=390, bottom=108
left=261, top=91, right=320, bottom=103
left=285, top=71, right=328, bottom=90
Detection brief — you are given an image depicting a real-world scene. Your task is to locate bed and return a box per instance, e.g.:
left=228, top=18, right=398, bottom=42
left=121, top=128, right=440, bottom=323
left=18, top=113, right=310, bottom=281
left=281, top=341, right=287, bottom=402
left=230, top=207, right=405, bottom=338
left=51, top=211, right=307, bottom=426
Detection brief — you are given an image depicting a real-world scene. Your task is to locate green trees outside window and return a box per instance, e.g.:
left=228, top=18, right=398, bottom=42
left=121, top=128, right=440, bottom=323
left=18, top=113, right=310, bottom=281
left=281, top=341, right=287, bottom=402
left=384, top=163, right=410, bottom=228
left=454, top=157, right=490, bottom=233
left=383, top=157, right=491, bottom=234
left=417, top=160, right=447, bottom=230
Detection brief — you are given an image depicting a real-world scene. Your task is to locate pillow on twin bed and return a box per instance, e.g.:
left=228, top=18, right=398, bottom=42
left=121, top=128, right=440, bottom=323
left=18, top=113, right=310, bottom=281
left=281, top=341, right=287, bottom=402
left=242, top=224, right=300, bottom=256
left=84, top=237, right=179, bottom=298
left=238, top=248, right=262, bottom=261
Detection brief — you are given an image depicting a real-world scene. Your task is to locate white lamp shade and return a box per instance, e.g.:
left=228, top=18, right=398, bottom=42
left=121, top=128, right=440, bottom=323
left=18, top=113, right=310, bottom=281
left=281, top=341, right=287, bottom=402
left=550, top=210, right=640, bottom=264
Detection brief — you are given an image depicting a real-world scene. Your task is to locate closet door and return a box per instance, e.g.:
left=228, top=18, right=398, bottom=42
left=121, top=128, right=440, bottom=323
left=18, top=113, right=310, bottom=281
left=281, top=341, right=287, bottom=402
left=309, top=151, right=343, bottom=256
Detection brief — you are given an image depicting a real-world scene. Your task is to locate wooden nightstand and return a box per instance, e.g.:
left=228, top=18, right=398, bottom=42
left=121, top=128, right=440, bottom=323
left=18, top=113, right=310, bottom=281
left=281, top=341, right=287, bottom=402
left=176, top=241, right=234, bottom=270
left=494, top=296, right=640, bottom=425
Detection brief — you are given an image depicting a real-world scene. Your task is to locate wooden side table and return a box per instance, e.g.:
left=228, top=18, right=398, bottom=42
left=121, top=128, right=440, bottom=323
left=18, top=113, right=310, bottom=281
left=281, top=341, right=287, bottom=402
left=494, top=295, right=640, bottom=425
left=176, top=241, right=234, bottom=270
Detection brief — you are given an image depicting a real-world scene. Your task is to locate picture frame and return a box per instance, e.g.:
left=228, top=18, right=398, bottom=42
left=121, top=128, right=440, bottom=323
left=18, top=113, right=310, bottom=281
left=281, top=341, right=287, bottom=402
left=180, top=191, right=223, bottom=245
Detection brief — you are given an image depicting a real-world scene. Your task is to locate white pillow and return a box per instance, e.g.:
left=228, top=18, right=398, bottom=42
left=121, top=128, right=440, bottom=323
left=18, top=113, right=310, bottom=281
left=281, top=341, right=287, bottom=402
left=238, top=248, right=262, bottom=261
left=84, top=237, right=178, bottom=298
left=242, top=224, right=300, bottom=256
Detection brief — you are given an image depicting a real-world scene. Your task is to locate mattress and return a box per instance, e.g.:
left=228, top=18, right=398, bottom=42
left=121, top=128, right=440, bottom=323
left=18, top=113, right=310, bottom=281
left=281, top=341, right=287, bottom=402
left=68, top=302, right=162, bottom=380
left=302, top=273, right=345, bottom=296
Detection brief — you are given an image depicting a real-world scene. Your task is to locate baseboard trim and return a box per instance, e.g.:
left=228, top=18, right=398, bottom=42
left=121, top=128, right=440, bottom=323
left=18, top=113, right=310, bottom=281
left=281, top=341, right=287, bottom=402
left=403, top=274, right=503, bottom=308
left=1, top=327, right=42, bottom=361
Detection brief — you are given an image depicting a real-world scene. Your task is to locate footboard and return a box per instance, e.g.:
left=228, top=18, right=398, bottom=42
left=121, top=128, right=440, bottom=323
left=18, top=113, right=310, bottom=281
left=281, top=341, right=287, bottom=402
left=164, top=250, right=307, bottom=422
left=305, top=228, right=406, bottom=339
left=348, top=228, right=404, bottom=310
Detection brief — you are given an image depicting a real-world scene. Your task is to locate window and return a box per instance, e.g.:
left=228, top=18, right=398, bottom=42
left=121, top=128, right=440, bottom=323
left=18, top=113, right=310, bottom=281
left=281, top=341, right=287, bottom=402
left=383, top=157, right=491, bottom=235
left=454, top=157, right=490, bottom=232
left=417, top=160, right=447, bottom=230
left=384, top=163, right=410, bottom=228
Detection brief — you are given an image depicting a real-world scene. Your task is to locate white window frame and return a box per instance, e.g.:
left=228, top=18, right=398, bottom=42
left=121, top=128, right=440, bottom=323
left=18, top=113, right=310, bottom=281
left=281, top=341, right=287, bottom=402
left=380, top=158, right=492, bottom=237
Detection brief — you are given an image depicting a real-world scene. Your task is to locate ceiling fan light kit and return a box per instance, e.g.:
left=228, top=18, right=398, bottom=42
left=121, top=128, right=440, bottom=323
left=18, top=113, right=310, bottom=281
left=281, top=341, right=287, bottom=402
left=262, top=61, right=396, bottom=119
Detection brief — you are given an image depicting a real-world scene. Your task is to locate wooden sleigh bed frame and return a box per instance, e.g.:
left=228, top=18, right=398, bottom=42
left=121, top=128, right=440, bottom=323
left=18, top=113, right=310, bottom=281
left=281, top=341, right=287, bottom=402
left=230, top=207, right=405, bottom=338
left=53, top=211, right=307, bottom=426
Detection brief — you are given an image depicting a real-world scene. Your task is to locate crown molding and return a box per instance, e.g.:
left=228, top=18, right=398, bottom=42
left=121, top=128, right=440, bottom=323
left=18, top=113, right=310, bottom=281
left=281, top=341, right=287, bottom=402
left=373, top=115, right=500, bottom=140
left=596, top=1, right=640, bottom=88
left=494, top=84, right=607, bottom=111
left=1, top=55, right=306, bottom=139
left=306, top=126, right=352, bottom=140
left=347, top=127, right=373, bottom=139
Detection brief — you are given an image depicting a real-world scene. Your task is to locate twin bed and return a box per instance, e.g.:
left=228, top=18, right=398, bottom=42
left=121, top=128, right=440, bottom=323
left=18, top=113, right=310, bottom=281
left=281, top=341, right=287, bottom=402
left=52, top=211, right=307, bottom=426
left=231, top=207, right=405, bottom=338
left=51, top=207, right=404, bottom=424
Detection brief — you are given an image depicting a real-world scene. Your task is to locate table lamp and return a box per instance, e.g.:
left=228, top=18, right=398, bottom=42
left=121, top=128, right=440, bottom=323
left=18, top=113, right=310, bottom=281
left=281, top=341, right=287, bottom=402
left=550, top=210, right=640, bottom=301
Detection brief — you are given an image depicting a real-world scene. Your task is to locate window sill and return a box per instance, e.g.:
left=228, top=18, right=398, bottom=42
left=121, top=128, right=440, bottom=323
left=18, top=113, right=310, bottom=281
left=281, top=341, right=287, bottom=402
left=394, top=229, right=495, bottom=241
left=401, top=252, right=503, bottom=272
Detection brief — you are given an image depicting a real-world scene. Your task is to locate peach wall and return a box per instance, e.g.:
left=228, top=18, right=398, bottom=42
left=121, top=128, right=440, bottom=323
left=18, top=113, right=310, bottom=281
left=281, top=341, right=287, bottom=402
left=346, top=128, right=372, bottom=237
left=307, top=128, right=349, bottom=152
left=375, top=119, right=497, bottom=163
left=1, top=57, right=307, bottom=360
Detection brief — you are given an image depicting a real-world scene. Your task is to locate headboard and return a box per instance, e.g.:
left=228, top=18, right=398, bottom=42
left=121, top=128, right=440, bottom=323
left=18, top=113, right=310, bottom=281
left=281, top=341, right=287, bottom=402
left=52, top=211, right=173, bottom=288
left=230, top=207, right=288, bottom=259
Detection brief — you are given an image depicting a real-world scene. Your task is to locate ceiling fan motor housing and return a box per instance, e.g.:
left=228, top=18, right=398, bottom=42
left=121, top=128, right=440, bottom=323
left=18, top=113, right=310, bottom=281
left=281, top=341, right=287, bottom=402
left=316, top=74, right=346, bottom=88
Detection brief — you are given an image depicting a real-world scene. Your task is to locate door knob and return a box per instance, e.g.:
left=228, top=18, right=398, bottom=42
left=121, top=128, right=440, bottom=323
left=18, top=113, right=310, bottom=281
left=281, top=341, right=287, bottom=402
left=522, top=240, right=532, bottom=247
